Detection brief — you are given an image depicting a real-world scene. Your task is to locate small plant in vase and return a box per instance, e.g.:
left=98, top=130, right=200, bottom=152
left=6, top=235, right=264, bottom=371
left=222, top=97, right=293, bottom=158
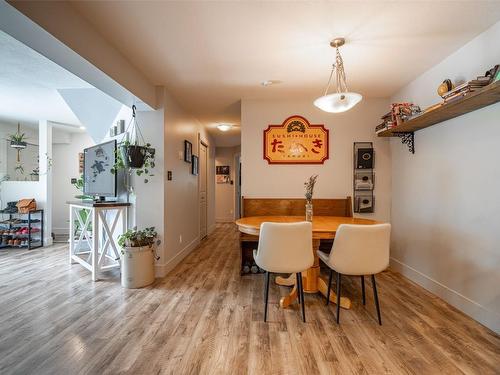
left=304, top=174, right=318, bottom=221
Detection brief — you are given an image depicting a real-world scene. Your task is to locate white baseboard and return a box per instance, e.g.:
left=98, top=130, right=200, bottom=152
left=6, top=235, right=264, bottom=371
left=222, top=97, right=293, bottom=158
left=154, top=237, right=200, bottom=278
left=390, top=257, right=500, bottom=333
left=216, top=217, right=234, bottom=223
left=52, top=227, right=68, bottom=235
left=208, top=223, right=217, bottom=234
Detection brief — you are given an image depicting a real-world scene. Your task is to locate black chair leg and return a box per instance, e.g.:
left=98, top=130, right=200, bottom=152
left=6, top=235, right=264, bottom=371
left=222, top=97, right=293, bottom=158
left=361, top=275, right=366, bottom=305
left=336, top=272, right=341, bottom=324
left=296, top=273, right=301, bottom=305
left=264, top=271, right=270, bottom=322
left=371, top=274, right=382, bottom=325
left=297, top=272, right=306, bottom=322
left=326, top=269, right=333, bottom=306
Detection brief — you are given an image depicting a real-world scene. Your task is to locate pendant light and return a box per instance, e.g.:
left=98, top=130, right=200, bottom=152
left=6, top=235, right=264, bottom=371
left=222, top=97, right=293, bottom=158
left=314, top=38, right=362, bottom=113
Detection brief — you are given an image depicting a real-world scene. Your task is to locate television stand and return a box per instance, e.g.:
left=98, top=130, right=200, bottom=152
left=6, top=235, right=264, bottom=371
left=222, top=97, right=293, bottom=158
left=67, top=201, right=131, bottom=281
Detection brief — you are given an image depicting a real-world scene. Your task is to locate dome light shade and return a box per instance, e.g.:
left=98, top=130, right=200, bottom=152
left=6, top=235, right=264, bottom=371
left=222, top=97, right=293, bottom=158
left=314, top=92, right=362, bottom=113
left=217, top=123, right=233, bottom=132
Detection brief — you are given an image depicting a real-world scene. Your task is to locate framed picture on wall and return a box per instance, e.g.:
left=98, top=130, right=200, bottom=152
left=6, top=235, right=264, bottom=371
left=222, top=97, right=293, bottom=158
left=184, top=140, right=192, bottom=163
left=191, top=155, right=199, bottom=175
left=216, top=165, right=230, bottom=175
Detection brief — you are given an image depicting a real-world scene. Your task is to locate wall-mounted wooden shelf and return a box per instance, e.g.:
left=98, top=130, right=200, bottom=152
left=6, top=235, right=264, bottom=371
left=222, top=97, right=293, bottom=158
left=377, top=80, right=500, bottom=137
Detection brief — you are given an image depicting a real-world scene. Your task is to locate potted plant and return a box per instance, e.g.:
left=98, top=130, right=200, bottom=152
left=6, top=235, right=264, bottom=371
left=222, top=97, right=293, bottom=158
left=9, top=132, right=27, bottom=149
left=118, top=226, right=161, bottom=288
left=112, top=105, right=156, bottom=183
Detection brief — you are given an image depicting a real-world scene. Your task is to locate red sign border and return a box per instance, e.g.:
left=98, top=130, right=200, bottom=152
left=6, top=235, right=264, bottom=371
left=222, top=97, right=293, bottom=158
left=263, top=115, right=329, bottom=165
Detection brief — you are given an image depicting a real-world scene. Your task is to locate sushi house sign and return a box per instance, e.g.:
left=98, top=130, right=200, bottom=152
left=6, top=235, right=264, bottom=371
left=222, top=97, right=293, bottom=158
left=263, top=115, right=329, bottom=164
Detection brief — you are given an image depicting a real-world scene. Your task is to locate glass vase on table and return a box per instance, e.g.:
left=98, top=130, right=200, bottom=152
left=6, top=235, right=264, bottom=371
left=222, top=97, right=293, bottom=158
left=305, top=201, right=313, bottom=222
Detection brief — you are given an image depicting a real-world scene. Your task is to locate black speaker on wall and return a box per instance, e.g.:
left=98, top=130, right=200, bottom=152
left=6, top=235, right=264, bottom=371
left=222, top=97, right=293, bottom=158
left=356, top=148, right=374, bottom=169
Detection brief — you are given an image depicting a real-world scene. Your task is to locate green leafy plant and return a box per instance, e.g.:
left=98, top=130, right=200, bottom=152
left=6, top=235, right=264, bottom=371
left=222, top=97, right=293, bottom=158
left=110, top=105, right=156, bottom=183
left=72, top=174, right=93, bottom=200
left=9, top=132, right=26, bottom=143
left=118, top=226, right=160, bottom=248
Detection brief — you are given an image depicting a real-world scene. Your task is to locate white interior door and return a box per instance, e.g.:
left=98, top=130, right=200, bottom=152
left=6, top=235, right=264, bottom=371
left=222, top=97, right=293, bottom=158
left=199, top=141, right=208, bottom=239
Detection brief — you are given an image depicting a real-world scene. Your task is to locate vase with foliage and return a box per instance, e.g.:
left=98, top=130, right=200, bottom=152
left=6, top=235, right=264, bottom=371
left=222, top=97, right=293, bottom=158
left=304, top=174, right=318, bottom=221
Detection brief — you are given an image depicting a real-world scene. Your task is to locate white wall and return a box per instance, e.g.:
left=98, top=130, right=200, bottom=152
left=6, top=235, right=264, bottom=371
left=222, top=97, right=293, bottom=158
left=160, top=89, right=216, bottom=276
left=390, top=21, right=500, bottom=332
left=51, top=131, right=94, bottom=234
left=215, top=145, right=240, bottom=222
left=241, top=99, right=391, bottom=221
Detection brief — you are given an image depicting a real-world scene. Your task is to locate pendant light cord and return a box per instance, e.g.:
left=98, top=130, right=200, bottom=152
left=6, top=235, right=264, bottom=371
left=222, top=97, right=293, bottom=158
left=323, top=46, right=349, bottom=96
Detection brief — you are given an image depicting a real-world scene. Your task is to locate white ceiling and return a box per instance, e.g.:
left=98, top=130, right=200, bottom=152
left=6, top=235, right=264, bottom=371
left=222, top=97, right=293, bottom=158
left=0, top=29, right=92, bottom=131
left=68, top=2, right=500, bottom=146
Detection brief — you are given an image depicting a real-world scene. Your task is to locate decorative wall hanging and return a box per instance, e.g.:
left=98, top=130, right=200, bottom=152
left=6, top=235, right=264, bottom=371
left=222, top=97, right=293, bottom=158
left=184, top=140, right=193, bottom=163
left=191, top=155, right=199, bottom=175
left=263, top=115, right=329, bottom=164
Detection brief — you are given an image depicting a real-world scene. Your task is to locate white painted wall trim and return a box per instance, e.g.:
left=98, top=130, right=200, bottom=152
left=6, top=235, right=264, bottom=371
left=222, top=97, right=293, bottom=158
left=216, top=217, right=234, bottom=223
left=390, top=257, right=500, bottom=333
left=208, top=223, right=217, bottom=235
left=154, top=236, right=200, bottom=278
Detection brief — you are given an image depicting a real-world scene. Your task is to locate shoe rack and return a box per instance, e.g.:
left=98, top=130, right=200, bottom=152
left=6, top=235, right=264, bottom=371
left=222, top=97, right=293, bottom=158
left=0, top=209, right=44, bottom=250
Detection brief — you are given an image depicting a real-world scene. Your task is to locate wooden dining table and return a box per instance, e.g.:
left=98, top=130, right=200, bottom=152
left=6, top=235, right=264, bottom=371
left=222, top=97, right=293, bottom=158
left=235, top=215, right=379, bottom=309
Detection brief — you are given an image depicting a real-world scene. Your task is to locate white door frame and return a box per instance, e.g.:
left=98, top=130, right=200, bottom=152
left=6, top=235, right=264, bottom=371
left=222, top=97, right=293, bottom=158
left=198, top=135, right=209, bottom=239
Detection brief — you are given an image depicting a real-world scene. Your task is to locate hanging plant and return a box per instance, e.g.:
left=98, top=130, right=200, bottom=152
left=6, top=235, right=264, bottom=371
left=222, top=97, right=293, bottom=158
left=111, top=105, right=155, bottom=183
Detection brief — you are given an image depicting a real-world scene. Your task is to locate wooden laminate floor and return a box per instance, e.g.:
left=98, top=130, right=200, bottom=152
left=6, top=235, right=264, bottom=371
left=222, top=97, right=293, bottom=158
left=0, top=224, right=498, bottom=375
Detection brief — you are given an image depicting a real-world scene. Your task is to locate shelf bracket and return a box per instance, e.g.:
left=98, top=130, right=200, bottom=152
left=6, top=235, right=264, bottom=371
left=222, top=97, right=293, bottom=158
left=394, top=132, right=415, bottom=154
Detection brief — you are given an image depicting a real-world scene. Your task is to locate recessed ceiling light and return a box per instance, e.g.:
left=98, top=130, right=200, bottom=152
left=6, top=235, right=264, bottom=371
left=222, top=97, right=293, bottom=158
left=217, top=123, right=233, bottom=132
left=261, top=80, right=281, bottom=87
left=79, top=126, right=86, bottom=130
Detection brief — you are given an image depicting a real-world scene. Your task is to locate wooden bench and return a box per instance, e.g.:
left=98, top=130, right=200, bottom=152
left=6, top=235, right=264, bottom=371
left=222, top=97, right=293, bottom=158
left=239, top=197, right=352, bottom=274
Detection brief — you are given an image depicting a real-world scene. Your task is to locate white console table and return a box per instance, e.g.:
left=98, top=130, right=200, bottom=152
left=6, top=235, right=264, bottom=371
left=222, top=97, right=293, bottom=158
left=68, top=201, right=130, bottom=281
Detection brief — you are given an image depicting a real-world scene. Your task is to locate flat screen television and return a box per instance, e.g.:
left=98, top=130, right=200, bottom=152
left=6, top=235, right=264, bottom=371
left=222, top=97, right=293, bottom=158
left=83, top=140, right=117, bottom=198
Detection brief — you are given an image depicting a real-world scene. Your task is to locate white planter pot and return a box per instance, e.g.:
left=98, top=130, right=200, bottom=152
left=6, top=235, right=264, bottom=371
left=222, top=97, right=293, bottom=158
left=121, top=245, right=155, bottom=288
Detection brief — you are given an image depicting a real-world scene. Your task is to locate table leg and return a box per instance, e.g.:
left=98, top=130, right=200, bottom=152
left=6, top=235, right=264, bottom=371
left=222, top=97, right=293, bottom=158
left=275, top=274, right=295, bottom=286
left=92, top=208, right=99, bottom=281
left=279, top=283, right=298, bottom=308
left=278, top=238, right=352, bottom=310
left=317, top=276, right=351, bottom=309
left=69, top=206, right=75, bottom=265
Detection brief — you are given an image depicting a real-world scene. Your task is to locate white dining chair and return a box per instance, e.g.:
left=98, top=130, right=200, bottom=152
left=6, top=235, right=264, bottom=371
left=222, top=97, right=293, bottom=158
left=317, top=223, right=391, bottom=325
left=253, top=221, right=314, bottom=322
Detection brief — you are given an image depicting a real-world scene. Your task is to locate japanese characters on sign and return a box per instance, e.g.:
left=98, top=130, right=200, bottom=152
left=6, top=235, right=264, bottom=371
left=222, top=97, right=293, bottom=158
left=263, top=115, right=329, bottom=164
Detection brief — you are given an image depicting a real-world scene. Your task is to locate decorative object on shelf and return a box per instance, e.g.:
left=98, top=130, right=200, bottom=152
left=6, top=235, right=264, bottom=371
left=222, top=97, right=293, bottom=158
left=377, top=80, right=500, bottom=153
left=263, top=115, right=329, bottom=164
left=304, top=174, right=318, bottom=221
left=191, top=155, right=199, bottom=175
left=78, top=152, right=84, bottom=174
left=216, top=165, right=230, bottom=183
left=313, top=37, right=362, bottom=113
left=437, top=79, right=454, bottom=97
left=16, top=199, right=36, bottom=214
left=118, top=226, right=160, bottom=288
left=353, top=143, right=374, bottom=213
left=184, top=140, right=193, bottom=163
left=112, top=105, right=156, bottom=183
left=375, top=103, right=421, bottom=137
